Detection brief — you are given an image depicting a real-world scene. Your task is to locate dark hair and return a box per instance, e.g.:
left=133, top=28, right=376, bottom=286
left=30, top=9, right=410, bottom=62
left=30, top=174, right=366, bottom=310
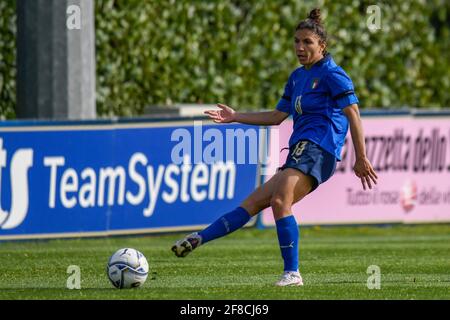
left=296, top=8, right=328, bottom=54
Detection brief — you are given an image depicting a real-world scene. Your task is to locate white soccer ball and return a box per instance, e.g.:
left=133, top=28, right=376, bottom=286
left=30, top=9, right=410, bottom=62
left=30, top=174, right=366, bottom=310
left=106, top=248, right=149, bottom=289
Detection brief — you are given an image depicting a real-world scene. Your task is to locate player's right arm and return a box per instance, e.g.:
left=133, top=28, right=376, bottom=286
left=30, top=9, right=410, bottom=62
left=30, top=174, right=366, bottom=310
left=204, top=103, right=289, bottom=126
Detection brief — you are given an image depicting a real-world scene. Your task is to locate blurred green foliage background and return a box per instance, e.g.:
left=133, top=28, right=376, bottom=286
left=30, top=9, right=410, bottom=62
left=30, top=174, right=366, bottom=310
left=1, top=0, right=449, bottom=119
left=0, top=0, right=16, bottom=119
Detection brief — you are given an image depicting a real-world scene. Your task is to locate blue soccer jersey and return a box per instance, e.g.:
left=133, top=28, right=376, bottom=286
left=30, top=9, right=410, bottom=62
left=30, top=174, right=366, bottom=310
left=276, top=53, right=359, bottom=160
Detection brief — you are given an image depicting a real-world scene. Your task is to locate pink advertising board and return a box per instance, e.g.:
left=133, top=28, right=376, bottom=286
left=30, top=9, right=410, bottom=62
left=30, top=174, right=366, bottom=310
left=260, top=116, right=450, bottom=226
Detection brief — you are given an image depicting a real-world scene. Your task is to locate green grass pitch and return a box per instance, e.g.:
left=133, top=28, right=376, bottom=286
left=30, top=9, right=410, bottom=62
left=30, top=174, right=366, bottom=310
left=0, top=224, right=449, bottom=300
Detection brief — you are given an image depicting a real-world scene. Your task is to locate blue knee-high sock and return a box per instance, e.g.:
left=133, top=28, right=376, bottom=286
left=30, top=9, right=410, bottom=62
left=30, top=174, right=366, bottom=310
left=198, top=207, right=251, bottom=244
left=276, top=215, right=299, bottom=272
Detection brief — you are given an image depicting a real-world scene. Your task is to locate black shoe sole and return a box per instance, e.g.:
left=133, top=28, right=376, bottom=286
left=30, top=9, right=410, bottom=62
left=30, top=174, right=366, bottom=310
left=171, top=244, right=191, bottom=258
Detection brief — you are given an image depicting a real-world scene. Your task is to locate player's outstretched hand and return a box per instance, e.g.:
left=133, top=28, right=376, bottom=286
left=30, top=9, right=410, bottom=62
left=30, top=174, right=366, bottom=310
left=204, top=103, right=236, bottom=123
left=353, top=157, right=378, bottom=190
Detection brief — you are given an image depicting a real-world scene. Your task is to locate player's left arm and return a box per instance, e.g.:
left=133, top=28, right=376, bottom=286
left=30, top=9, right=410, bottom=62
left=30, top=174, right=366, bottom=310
left=343, top=104, right=378, bottom=190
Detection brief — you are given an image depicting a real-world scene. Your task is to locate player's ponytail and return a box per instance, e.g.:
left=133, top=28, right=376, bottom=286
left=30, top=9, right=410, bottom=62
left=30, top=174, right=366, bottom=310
left=307, top=8, right=322, bottom=25
left=296, top=8, right=328, bottom=55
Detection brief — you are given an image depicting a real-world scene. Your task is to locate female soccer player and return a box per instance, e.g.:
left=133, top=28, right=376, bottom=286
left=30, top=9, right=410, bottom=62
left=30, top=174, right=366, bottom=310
left=172, top=8, right=378, bottom=286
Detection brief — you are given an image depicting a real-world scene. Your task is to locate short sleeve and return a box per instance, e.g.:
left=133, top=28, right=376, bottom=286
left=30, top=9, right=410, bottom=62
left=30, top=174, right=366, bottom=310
left=276, top=76, right=293, bottom=114
left=326, top=67, right=359, bottom=109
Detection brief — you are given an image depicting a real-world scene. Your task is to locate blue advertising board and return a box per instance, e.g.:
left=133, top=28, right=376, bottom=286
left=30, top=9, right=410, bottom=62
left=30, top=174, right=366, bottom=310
left=0, top=119, right=261, bottom=240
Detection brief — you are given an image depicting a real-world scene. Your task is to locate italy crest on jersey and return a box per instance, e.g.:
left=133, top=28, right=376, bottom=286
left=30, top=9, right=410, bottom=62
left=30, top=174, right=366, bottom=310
left=295, top=95, right=302, bottom=114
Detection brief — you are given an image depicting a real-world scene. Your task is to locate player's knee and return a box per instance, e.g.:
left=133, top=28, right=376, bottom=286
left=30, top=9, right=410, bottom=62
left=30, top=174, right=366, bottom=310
left=270, top=196, right=290, bottom=213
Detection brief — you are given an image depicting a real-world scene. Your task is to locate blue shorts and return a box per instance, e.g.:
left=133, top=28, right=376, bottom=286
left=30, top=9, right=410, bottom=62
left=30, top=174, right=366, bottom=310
left=279, top=140, right=337, bottom=192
